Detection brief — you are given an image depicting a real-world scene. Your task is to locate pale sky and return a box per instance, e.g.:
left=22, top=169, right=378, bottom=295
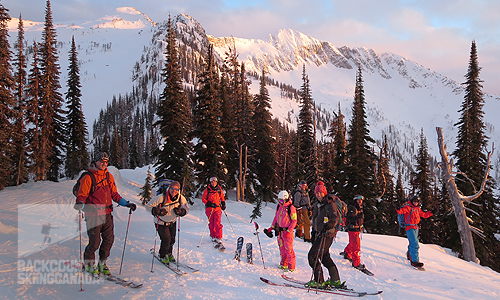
left=4, top=0, right=500, bottom=94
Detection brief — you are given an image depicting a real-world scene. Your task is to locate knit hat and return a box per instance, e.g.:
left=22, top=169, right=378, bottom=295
left=315, top=181, right=327, bottom=195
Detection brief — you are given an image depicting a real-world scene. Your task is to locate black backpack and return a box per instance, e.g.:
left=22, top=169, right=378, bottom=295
left=72, top=171, right=109, bottom=197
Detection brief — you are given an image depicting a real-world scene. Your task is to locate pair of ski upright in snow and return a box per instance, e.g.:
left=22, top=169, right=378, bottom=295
left=234, top=236, right=253, bottom=264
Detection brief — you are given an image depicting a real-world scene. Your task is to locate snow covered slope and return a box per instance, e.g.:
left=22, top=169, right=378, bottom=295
left=1, top=166, right=500, bottom=299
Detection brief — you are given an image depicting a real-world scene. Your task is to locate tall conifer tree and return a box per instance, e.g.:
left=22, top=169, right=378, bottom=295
left=12, top=14, right=28, bottom=185
left=297, top=65, right=317, bottom=189
left=452, top=41, right=500, bottom=271
left=39, top=0, right=65, bottom=181
left=65, top=36, right=89, bottom=179
left=191, top=45, right=226, bottom=189
left=154, top=15, right=193, bottom=191
left=345, top=66, right=377, bottom=227
left=252, top=69, right=277, bottom=204
left=0, top=3, right=15, bottom=190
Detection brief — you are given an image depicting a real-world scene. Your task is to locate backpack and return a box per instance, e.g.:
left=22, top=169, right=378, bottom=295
left=397, top=203, right=416, bottom=231
left=72, top=171, right=109, bottom=197
left=334, top=197, right=348, bottom=230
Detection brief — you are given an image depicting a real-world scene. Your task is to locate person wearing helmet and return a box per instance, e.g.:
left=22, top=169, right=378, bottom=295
left=396, top=195, right=433, bottom=268
left=341, top=195, right=369, bottom=272
left=264, top=190, right=297, bottom=271
left=293, top=180, right=312, bottom=242
left=73, top=152, right=137, bottom=275
left=146, top=180, right=190, bottom=264
left=202, top=176, right=226, bottom=249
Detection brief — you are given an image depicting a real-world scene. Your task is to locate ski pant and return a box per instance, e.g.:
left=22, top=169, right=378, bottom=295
left=84, top=213, right=114, bottom=265
left=307, top=234, right=340, bottom=283
left=295, top=208, right=311, bottom=240
left=344, top=231, right=361, bottom=267
left=205, top=207, right=223, bottom=240
left=406, top=228, right=420, bottom=262
left=277, top=230, right=296, bottom=270
left=156, top=221, right=177, bottom=258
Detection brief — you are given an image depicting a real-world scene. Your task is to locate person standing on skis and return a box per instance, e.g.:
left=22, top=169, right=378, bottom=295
left=293, top=180, right=312, bottom=242
left=202, top=177, right=226, bottom=249
left=306, top=182, right=345, bottom=289
left=146, top=180, right=189, bottom=264
left=396, top=195, right=433, bottom=268
left=341, top=195, right=368, bottom=271
left=264, top=190, right=297, bottom=272
left=73, top=152, right=137, bottom=275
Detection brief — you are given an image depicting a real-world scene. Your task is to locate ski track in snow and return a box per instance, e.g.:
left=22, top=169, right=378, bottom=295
left=1, top=166, right=500, bottom=299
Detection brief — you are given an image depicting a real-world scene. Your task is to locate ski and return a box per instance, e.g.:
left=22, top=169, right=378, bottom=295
left=280, top=275, right=382, bottom=296
left=353, top=265, right=374, bottom=276
left=234, top=236, right=244, bottom=260
left=175, top=261, right=199, bottom=273
left=413, top=266, right=426, bottom=271
left=152, top=253, right=187, bottom=276
left=213, top=239, right=226, bottom=251
left=246, top=242, right=253, bottom=264
left=104, top=274, right=143, bottom=288
left=260, top=277, right=380, bottom=297
left=82, top=268, right=143, bottom=288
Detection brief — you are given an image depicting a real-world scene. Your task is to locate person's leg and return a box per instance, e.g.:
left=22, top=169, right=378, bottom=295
left=406, top=228, right=420, bottom=262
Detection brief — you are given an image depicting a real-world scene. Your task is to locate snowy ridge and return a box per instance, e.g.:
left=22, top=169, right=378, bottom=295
left=2, top=166, right=500, bottom=299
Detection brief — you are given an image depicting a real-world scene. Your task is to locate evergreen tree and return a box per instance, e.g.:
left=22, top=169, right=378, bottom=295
left=12, top=14, right=29, bottom=185
left=110, top=127, right=123, bottom=169
left=25, top=41, right=42, bottom=180
left=330, top=104, right=347, bottom=195
left=139, top=166, right=153, bottom=205
left=273, top=119, right=296, bottom=193
left=252, top=69, right=277, bottom=205
left=395, top=167, right=405, bottom=201
left=0, top=3, right=15, bottom=190
left=191, top=45, right=226, bottom=191
left=411, top=129, right=437, bottom=243
left=452, top=41, right=500, bottom=271
left=64, top=36, right=89, bottom=179
left=344, top=66, right=377, bottom=229
left=154, top=15, right=193, bottom=194
left=39, top=0, right=65, bottom=181
left=373, top=134, right=397, bottom=234
left=297, top=64, right=317, bottom=190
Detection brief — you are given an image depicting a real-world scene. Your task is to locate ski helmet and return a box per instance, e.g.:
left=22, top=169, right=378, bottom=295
left=278, top=190, right=289, bottom=200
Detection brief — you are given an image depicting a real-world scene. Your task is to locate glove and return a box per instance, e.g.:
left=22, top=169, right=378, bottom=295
left=126, top=202, right=137, bottom=212
left=221, top=201, right=226, bottom=210
left=74, top=201, right=84, bottom=211
left=174, top=207, right=187, bottom=216
left=151, top=206, right=160, bottom=217
left=264, top=228, right=273, bottom=238
left=159, top=207, right=167, bottom=216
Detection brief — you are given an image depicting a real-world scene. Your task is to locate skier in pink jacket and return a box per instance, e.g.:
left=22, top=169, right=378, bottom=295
left=264, top=190, right=298, bottom=271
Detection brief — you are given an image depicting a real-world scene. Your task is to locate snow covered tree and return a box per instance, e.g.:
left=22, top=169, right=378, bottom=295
left=191, top=45, right=227, bottom=191
left=0, top=3, right=15, bottom=190
left=297, top=65, right=317, bottom=190
left=139, top=166, right=153, bottom=205
left=154, top=15, right=193, bottom=193
left=64, top=36, right=89, bottom=179
left=39, top=0, right=65, bottom=181
left=330, top=104, right=347, bottom=196
left=252, top=69, right=277, bottom=205
left=344, top=66, right=377, bottom=228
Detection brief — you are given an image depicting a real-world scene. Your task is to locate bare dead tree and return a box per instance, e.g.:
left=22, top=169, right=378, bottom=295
left=436, top=127, right=494, bottom=263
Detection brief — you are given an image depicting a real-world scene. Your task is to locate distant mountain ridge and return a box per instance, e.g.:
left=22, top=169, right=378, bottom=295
left=7, top=8, right=500, bottom=182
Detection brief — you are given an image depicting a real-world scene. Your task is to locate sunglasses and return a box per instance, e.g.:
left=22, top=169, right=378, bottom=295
left=171, top=187, right=180, bottom=191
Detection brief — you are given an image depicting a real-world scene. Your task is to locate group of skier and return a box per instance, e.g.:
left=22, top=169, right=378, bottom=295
left=73, top=155, right=433, bottom=289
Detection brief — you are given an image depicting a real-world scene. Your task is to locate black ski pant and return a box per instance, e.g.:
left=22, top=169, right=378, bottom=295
left=307, top=234, right=340, bottom=283
left=156, top=221, right=177, bottom=258
left=84, top=213, right=114, bottom=265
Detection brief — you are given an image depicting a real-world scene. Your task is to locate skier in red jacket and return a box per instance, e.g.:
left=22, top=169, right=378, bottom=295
left=202, top=177, right=226, bottom=249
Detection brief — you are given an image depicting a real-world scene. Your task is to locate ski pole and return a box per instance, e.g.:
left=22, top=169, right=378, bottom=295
left=253, top=222, right=266, bottom=269
left=197, top=208, right=214, bottom=248
left=223, top=210, right=238, bottom=238
left=308, top=234, right=326, bottom=293
left=150, top=209, right=162, bottom=272
left=119, top=207, right=133, bottom=275
left=176, top=217, right=180, bottom=269
left=78, top=209, right=84, bottom=292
